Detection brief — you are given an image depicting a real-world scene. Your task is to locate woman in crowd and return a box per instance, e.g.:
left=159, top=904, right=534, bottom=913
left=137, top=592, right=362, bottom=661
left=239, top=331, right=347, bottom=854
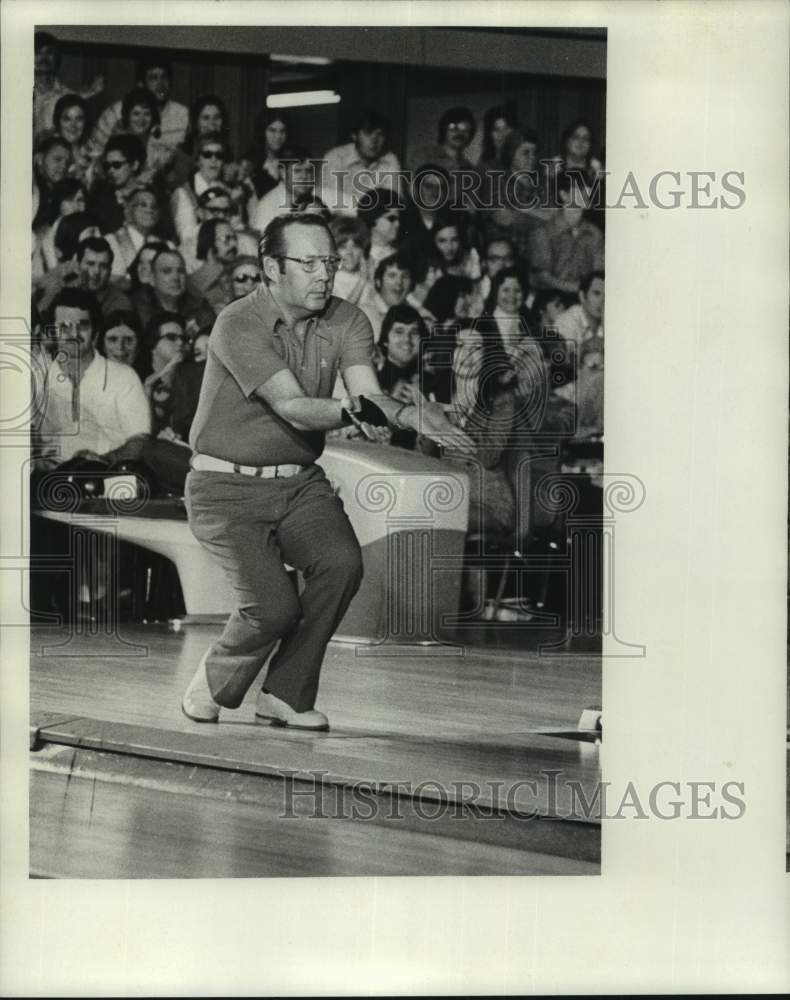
left=245, top=109, right=289, bottom=200
left=229, top=255, right=262, bottom=301
left=170, top=134, right=231, bottom=243
left=33, top=177, right=88, bottom=277
left=478, top=103, right=519, bottom=173
left=51, top=94, right=97, bottom=187
left=329, top=216, right=371, bottom=305
left=487, top=128, right=553, bottom=260
left=99, top=310, right=144, bottom=374
left=376, top=304, right=431, bottom=449
left=546, top=119, right=603, bottom=190
left=356, top=188, right=404, bottom=280
left=431, top=213, right=481, bottom=279
left=140, top=312, right=190, bottom=433
left=119, top=87, right=174, bottom=180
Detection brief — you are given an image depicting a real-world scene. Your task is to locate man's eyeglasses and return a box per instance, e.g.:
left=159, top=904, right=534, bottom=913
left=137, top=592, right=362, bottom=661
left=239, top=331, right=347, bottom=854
left=234, top=273, right=261, bottom=284
left=200, top=149, right=225, bottom=161
left=104, top=159, right=128, bottom=171
left=277, top=255, right=341, bottom=274
left=55, top=321, right=92, bottom=337
left=447, top=121, right=472, bottom=131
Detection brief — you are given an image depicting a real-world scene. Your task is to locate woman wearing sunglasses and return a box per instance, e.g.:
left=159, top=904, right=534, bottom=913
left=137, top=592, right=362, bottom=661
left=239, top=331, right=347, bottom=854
left=170, top=134, right=231, bottom=244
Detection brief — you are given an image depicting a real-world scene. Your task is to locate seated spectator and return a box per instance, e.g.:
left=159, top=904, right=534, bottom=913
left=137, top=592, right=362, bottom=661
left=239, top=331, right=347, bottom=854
left=320, top=110, right=402, bottom=216
left=356, top=187, right=404, bottom=279
left=470, top=236, right=515, bottom=315
left=33, top=177, right=87, bottom=279
left=229, top=255, right=263, bottom=301
left=90, top=51, right=188, bottom=157
left=404, top=163, right=453, bottom=258
left=89, top=134, right=148, bottom=234
left=32, top=287, right=150, bottom=470
left=50, top=94, right=99, bottom=187
left=170, top=134, right=232, bottom=244
left=105, top=184, right=164, bottom=282
left=128, top=239, right=172, bottom=296
left=412, top=106, right=486, bottom=212
left=359, top=253, right=413, bottom=342
left=528, top=171, right=604, bottom=294
left=405, top=252, right=444, bottom=319
left=33, top=31, right=103, bottom=141
left=487, top=129, right=553, bottom=261
left=141, top=312, right=190, bottom=433
left=119, top=87, right=176, bottom=180
left=245, top=110, right=289, bottom=200
left=478, top=103, right=519, bottom=173
left=33, top=135, right=72, bottom=229
left=545, top=119, right=603, bottom=191
left=431, top=213, right=481, bottom=279
left=248, top=145, right=316, bottom=234
left=422, top=274, right=475, bottom=402
left=34, top=211, right=102, bottom=314
left=130, top=246, right=214, bottom=335
left=99, top=309, right=143, bottom=373
left=186, top=218, right=238, bottom=314
left=552, top=270, right=604, bottom=437
left=376, top=304, right=431, bottom=449
left=77, top=237, right=133, bottom=317
left=167, top=94, right=234, bottom=192
left=329, top=216, right=371, bottom=305
left=175, top=185, right=232, bottom=272
left=553, top=269, right=604, bottom=352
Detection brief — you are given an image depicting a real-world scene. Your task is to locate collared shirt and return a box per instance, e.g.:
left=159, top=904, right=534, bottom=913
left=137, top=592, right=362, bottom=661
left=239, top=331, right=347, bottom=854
left=34, top=352, right=151, bottom=465
left=529, top=213, right=605, bottom=288
left=319, top=143, right=401, bottom=216
left=554, top=303, right=604, bottom=351
left=189, top=285, right=375, bottom=466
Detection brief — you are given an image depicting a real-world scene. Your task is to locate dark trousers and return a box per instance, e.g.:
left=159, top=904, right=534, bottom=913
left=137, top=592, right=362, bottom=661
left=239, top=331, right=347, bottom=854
left=185, top=466, right=363, bottom=712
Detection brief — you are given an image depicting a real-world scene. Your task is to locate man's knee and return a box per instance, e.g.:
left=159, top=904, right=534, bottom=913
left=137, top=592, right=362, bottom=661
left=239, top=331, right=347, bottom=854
left=324, top=540, right=364, bottom=589
left=239, top=592, right=300, bottom=636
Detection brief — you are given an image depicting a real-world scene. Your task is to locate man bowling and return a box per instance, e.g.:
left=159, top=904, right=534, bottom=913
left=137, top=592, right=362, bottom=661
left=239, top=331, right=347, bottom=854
left=182, top=213, right=474, bottom=730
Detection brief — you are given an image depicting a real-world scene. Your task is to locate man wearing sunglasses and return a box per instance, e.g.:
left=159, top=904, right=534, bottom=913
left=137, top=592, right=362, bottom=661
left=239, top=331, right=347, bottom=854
left=181, top=213, right=474, bottom=731
left=89, top=135, right=147, bottom=235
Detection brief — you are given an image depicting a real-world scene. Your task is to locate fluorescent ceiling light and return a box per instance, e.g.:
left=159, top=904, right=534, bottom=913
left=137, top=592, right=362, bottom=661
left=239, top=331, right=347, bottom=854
left=270, top=53, right=332, bottom=65
left=267, top=90, right=341, bottom=109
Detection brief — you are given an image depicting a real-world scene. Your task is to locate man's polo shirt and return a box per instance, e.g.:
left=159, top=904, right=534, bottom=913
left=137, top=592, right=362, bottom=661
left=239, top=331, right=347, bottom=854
left=189, top=285, right=375, bottom=466
left=34, top=352, right=151, bottom=466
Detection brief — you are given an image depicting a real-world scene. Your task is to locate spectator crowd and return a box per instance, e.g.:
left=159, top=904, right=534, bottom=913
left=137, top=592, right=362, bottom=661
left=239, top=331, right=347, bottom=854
left=31, top=34, right=606, bottom=618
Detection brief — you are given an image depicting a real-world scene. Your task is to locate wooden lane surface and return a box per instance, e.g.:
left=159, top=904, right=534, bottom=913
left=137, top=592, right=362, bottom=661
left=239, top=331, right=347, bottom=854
left=31, top=747, right=598, bottom=877
left=30, top=625, right=601, bottom=817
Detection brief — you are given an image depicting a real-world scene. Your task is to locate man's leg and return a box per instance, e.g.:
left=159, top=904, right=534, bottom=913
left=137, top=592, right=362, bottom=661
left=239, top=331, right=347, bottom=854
left=261, top=469, right=364, bottom=712
left=185, top=471, right=301, bottom=709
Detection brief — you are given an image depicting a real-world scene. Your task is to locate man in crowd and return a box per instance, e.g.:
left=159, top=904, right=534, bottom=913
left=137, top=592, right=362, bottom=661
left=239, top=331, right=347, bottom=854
left=186, top=218, right=238, bottom=314
left=360, top=252, right=414, bottom=341
left=130, top=246, right=214, bottom=332
left=470, top=236, right=515, bottom=314
left=181, top=213, right=473, bottom=730
left=106, top=184, right=163, bottom=281
left=249, top=147, right=316, bottom=234
left=89, top=134, right=148, bottom=235
left=553, top=269, right=605, bottom=436
left=77, top=236, right=133, bottom=316
left=529, top=172, right=605, bottom=294
left=90, top=52, right=188, bottom=155
left=320, top=110, right=402, bottom=216
left=32, top=287, right=150, bottom=469
left=33, top=31, right=104, bottom=139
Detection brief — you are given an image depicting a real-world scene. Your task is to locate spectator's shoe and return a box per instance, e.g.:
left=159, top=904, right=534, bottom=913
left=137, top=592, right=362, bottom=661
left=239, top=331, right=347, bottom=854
left=181, top=650, right=220, bottom=723
left=255, top=690, right=329, bottom=731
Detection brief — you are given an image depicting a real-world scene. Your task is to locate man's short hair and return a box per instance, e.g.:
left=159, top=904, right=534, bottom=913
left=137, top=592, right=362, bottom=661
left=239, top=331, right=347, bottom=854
left=105, top=133, right=147, bottom=171
left=151, top=246, right=185, bottom=272
left=579, top=269, right=604, bottom=295
left=258, top=213, right=334, bottom=281
left=437, top=106, right=476, bottom=144
left=77, top=236, right=113, bottom=263
left=36, top=134, right=71, bottom=159
left=196, top=218, right=228, bottom=261
left=353, top=110, right=390, bottom=135
left=380, top=303, right=427, bottom=352
left=50, top=287, right=102, bottom=336
left=374, top=252, right=414, bottom=289
left=136, top=51, right=172, bottom=81
left=329, top=215, right=370, bottom=252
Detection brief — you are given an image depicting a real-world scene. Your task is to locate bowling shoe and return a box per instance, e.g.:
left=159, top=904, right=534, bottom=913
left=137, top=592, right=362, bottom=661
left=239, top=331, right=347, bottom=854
left=255, top=690, right=330, bottom=731
left=181, top=649, right=220, bottom=723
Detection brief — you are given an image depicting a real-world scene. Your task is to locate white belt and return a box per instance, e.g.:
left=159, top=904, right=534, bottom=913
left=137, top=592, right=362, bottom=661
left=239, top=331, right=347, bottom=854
left=191, top=453, right=305, bottom=478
